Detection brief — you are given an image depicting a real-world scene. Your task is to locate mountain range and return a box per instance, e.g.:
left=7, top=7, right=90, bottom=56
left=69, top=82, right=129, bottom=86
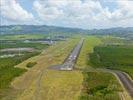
left=0, top=25, right=133, bottom=39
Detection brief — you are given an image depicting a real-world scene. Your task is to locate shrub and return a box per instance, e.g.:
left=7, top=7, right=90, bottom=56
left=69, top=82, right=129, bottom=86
left=26, top=62, right=37, bottom=68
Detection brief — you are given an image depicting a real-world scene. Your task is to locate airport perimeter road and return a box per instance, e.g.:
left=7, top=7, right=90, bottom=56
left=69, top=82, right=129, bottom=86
left=97, top=68, right=133, bottom=99
left=60, top=38, right=84, bottom=70
left=114, top=71, right=133, bottom=99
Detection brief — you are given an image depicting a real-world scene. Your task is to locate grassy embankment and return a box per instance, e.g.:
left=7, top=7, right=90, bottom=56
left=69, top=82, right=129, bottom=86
left=76, top=36, right=122, bottom=100
left=0, top=41, right=48, bottom=50
left=0, top=34, right=47, bottom=40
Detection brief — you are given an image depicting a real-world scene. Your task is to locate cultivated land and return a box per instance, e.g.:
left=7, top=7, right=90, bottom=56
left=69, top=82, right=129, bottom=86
left=0, top=34, right=47, bottom=40
left=89, top=45, right=133, bottom=79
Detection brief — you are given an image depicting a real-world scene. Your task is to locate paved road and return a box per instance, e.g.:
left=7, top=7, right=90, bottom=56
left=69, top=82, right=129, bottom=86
left=49, top=38, right=84, bottom=70
left=98, top=68, right=133, bottom=99
left=114, top=71, right=133, bottom=99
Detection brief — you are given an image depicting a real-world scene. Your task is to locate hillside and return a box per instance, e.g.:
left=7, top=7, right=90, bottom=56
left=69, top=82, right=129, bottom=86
left=0, top=25, right=133, bottom=39
left=0, top=25, right=86, bottom=35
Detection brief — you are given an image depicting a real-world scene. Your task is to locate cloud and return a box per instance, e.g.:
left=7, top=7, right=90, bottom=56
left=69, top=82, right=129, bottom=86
left=1, top=0, right=133, bottom=29
left=33, top=0, right=104, bottom=27
left=113, top=0, right=133, bottom=20
left=0, top=0, right=34, bottom=22
left=96, top=0, right=133, bottom=22
left=32, top=0, right=133, bottom=29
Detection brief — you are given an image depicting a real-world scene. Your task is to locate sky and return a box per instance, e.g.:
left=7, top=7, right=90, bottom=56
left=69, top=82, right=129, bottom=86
left=0, top=0, right=133, bottom=29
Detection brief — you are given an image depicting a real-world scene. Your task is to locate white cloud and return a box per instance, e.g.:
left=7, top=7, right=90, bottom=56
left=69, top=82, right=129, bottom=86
left=1, top=0, right=133, bottom=28
left=33, top=0, right=65, bottom=22
left=0, top=0, right=34, bottom=22
left=32, top=0, right=133, bottom=29
left=33, top=0, right=103, bottom=26
left=113, top=0, right=133, bottom=20
left=98, top=0, right=133, bottom=22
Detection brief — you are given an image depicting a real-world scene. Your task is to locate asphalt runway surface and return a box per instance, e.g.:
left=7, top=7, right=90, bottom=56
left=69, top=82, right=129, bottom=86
left=49, top=38, right=84, bottom=70
left=114, top=71, right=133, bottom=98
left=99, top=68, right=133, bottom=99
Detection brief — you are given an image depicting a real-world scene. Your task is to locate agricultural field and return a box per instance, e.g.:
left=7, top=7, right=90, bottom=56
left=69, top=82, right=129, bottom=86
left=0, top=34, right=47, bottom=40
left=89, top=45, right=133, bottom=79
left=0, top=41, right=49, bottom=50
left=100, top=36, right=125, bottom=45
left=100, top=36, right=133, bottom=45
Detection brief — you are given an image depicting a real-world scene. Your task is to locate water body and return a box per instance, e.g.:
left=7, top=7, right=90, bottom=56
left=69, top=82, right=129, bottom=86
left=0, top=48, right=35, bottom=52
left=0, top=54, right=24, bottom=58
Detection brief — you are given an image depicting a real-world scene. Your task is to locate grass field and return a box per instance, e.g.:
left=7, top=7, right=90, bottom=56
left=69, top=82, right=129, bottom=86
left=0, top=50, right=42, bottom=89
left=89, top=45, right=133, bottom=79
left=1, top=36, right=131, bottom=100
left=1, top=37, right=84, bottom=100
left=0, top=34, right=47, bottom=40
left=100, top=36, right=124, bottom=45
left=0, top=52, right=40, bottom=99
left=76, top=36, right=124, bottom=100
left=80, top=72, right=122, bottom=100
left=0, top=40, right=48, bottom=99
left=76, top=36, right=102, bottom=68
left=40, top=70, right=83, bottom=100
left=0, top=41, right=48, bottom=50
